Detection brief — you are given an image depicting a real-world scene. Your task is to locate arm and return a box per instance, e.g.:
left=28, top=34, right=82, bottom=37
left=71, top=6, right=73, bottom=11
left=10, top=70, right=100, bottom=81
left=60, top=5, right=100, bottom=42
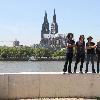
left=86, top=42, right=96, bottom=49
left=90, top=45, right=96, bottom=48
left=67, top=40, right=75, bottom=48
left=67, top=44, right=75, bottom=48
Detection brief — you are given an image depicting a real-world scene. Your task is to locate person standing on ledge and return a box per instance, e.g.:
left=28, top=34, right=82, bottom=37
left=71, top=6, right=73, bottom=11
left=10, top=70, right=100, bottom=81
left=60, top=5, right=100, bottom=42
left=63, top=33, right=75, bottom=74
left=74, top=35, right=85, bottom=74
left=96, top=41, right=100, bottom=73
left=85, top=36, right=96, bottom=73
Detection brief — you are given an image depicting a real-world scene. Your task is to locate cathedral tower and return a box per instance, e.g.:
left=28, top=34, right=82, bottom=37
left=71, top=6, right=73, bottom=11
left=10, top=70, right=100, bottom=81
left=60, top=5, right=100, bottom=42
left=41, top=11, right=49, bottom=39
left=51, top=9, right=58, bottom=34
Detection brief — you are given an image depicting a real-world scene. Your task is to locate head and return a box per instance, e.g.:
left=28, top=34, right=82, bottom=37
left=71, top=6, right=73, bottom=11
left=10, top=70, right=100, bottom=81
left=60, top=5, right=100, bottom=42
left=79, top=35, right=84, bottom=42
left=87, top=36, right=93, bottom=42
left=81, top=35, right=85, bottom=40
left=67, top=33, right=73, bottom=40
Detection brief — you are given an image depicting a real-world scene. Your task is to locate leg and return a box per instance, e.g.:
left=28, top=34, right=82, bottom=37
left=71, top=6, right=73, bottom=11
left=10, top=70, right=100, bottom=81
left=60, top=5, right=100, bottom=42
left=85, top=54, right=90, bottom=73
left=63, top=53, right=69, bottom=72
left=97, top=55, right=100, bottom=73
left=68, top=53, right=73, bottom=73
left=68, top=59, right=72, bottom=73
left=91, top=54, right=95, bottom=73
left=80, top=53, right=85, bottom=73
left=74, top=54, right=80, bottom=73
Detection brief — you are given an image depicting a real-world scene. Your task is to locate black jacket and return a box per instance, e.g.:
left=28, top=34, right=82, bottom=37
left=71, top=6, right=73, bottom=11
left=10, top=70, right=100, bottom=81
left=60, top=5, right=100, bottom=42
left=96, top=41, right=100, bottom=54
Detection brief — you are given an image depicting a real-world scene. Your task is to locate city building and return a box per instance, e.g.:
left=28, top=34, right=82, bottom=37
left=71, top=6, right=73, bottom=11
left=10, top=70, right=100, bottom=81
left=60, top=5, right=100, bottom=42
left=13, top=39, right=20, bottom=47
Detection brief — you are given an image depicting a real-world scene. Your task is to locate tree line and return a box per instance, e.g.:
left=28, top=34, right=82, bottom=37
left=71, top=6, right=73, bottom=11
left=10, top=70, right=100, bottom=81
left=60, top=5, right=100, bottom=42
left=0, top=46, right=66, bottom=60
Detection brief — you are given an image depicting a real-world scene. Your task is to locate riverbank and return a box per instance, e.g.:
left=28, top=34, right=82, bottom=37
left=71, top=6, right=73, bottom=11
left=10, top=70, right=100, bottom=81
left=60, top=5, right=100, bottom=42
left=0, top=56, right=97, bottom=61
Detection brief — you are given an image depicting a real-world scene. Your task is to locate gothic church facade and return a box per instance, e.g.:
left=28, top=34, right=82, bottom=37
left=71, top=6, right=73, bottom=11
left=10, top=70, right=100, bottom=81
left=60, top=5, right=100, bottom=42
left=40, top=9, right=66, bottom=48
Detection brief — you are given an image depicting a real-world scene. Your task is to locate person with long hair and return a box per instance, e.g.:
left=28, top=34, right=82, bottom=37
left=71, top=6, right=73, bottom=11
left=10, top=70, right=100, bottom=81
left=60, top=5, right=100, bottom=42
left=63, top=33, right=75, bottom=74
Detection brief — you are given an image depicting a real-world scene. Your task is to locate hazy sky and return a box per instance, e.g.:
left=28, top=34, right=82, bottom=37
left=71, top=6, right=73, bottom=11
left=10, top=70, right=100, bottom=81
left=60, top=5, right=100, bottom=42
left=0, top=0, right=100, bottom=46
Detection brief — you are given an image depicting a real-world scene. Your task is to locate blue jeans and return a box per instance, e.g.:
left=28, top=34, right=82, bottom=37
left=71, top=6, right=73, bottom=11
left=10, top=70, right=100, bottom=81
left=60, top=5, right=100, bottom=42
left=86, top=54, right=95, bottom=73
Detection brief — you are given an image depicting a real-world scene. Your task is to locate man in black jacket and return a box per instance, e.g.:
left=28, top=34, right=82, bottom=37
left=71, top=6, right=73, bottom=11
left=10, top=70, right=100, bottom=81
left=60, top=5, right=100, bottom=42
left=85, top=36, right=96, bottom=73
left=96, top=41, right=100, bottom=73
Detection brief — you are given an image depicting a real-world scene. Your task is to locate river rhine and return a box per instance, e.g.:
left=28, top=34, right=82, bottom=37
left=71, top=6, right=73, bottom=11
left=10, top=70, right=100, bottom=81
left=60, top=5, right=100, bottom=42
left=0, top=61, right=98, bottom=73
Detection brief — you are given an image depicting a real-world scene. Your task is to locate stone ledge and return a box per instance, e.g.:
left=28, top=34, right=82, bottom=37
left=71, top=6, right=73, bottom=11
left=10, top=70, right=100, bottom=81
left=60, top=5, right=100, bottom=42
left=0, top=73, right=100, bottom=99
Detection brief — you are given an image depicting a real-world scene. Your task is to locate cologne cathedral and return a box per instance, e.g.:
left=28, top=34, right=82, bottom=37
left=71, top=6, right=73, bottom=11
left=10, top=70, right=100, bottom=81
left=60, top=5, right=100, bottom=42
left=40, top=9, right=66, bottom=48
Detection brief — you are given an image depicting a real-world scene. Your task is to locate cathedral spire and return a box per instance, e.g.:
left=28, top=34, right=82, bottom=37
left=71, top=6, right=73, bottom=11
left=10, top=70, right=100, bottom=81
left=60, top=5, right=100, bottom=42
left=53, top=9, right=56, bottom=23
left=51, top=9, right=58, bottom=34
left=41, top=10, right=49, bottom=39
left=54, top=8, right=55, bottom=15
left=44, top=10, right=48, bottom=22
left=45, top=10, right=47, bottom=18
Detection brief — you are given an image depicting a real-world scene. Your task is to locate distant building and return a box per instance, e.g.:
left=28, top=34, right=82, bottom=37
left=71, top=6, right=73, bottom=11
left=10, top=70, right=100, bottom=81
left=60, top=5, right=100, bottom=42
left=13, top=39, right=20, bottom=47
left=40, top=9, right=66, bottom=49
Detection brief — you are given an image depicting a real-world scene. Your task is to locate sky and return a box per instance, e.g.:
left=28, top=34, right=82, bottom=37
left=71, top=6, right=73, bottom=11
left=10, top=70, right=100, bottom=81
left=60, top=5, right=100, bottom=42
left=0, top=0, right=100, bottom=46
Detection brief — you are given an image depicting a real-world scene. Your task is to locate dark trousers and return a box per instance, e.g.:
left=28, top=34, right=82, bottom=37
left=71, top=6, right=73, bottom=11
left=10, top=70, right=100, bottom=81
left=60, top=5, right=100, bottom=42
left=97, top=54, right=100, bottom=73
left=86, top=54, right=95, bottom=73
left=74, top=53, right=85, bottom=72
left=63, top=53, right=73, bottom=73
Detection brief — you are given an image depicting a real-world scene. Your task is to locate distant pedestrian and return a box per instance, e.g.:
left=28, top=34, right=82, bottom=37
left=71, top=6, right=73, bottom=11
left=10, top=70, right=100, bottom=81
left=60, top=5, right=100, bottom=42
left=63, top=33, right=75, bottom=74
left=85, top=36, right=96, bottom=73
left=74, top=35, right=85, bottom=73
left=96, top=41, right=100, bottom=73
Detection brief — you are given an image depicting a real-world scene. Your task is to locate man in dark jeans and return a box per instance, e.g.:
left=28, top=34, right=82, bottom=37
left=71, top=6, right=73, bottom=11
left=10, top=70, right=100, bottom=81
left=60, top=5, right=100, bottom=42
left=74, top=35, right=85, bottom=73
left=85, top=36, right=96, bottom=73
left=63, top=33, right=75, bottom=74
left=96, top=41, right=100, bottom=73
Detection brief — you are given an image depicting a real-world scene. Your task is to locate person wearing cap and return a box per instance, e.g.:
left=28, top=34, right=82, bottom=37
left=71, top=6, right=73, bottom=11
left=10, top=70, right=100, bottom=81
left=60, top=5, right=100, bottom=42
left=85, top=36, right=96, bottom=73
left=74, top=35, right=85, bottom=73
left=96, top=41, right=100, bottom=73
left=63, top=33, right=75, bottom=73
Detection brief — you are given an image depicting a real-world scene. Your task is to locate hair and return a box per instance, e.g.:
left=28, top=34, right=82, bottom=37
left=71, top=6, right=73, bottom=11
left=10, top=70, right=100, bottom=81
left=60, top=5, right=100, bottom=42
left=67, top=33, right=73, bottom=39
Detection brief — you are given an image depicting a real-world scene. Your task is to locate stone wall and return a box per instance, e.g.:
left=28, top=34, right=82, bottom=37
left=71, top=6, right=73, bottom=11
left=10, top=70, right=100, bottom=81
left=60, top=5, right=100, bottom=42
left=0, top=73, right=100, bottom=99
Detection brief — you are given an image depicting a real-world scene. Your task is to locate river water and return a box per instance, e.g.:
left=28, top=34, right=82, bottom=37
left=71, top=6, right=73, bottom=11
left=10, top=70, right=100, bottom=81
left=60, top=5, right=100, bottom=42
left=0, top=61, right=98, bottom=73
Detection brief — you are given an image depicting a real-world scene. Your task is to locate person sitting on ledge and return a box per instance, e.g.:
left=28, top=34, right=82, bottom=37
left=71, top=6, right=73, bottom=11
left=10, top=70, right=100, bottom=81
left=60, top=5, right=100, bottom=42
left=85, top=36, right=96, bottom=73
left=63, top=33, right=75, bottom=74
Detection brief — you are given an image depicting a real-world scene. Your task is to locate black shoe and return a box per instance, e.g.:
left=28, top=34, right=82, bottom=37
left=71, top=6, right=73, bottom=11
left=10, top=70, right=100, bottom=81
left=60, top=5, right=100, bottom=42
left=68, top=72, right=72, bottom=74
left=79, top=71, right=83, bottom=74
left=63, top=67, right=67, bottom=72
left=92, top=69, right=96, bottom=73
left=92, top=71, right=96, bottom=73
left=73, top=71, right=76, bottom=74
left=85, top=70, right=88, bottom=73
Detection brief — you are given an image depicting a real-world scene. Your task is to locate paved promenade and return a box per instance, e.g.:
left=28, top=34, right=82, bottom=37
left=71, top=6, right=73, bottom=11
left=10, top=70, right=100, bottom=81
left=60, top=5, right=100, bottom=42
left=18, top=98, right=97, bottom=100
